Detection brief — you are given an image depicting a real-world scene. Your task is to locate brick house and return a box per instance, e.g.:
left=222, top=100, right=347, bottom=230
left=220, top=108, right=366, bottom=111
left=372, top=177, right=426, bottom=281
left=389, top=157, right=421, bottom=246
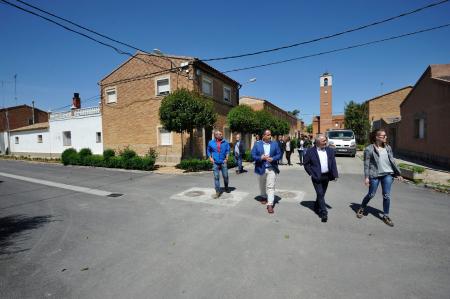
left=239, top=96, right=298, bottom=136
left=99, top=52, right=240, bottom=163
left=0, top=104, right=49, bottom=154
left=366, top=86, right=412, bottom=128
left=396, top=64, right=450, bottom=169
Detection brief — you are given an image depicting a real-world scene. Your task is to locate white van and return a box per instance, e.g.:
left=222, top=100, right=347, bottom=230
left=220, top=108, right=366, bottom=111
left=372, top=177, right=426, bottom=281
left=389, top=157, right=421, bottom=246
left=326, top=130, right=356, bottom=157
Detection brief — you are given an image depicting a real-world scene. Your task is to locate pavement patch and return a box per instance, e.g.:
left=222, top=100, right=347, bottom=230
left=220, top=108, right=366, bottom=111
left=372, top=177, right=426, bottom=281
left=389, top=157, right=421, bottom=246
left=170, top=187, right=249, bottom=207
left=0, top=171, right=117, bottom=197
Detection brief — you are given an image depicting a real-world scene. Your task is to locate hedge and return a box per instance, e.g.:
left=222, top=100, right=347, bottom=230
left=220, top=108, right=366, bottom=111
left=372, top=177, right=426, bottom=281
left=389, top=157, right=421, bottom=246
left=177, top=156, right=237, bottom=172
left=398, top=163, right=425, bottom=174
left=61, top=148, right=156, bottom=171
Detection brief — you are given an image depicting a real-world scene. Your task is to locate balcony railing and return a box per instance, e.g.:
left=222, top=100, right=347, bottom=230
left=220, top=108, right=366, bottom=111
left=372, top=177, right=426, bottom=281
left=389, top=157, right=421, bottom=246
left=50, top=106, right=100, bottom=121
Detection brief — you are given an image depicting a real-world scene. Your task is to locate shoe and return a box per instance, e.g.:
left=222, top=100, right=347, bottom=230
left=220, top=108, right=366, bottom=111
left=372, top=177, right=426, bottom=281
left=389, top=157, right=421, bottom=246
left=382, top=215, right=394, bottom=227
left=225, top=187, right=231, bottom=193
left=236, top=170, right=240, bottom=174
left=321, top=215, right=328, bottom=222
left=213, top=192, right=220, bottom=199
left=267, top=205, right=274, bottom=214
left=356, top=207, right=364, bottom=219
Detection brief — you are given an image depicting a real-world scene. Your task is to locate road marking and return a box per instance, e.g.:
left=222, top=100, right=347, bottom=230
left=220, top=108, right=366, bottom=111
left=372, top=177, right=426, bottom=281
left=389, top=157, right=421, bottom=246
left=0, top=171, right=114, bottom=197
left=171, top=187, right=249, bottom=207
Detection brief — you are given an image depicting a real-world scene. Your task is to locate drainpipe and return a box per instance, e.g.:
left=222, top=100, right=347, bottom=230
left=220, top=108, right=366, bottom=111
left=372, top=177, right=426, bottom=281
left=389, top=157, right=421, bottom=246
left=32, top=100, right=35, bottom=124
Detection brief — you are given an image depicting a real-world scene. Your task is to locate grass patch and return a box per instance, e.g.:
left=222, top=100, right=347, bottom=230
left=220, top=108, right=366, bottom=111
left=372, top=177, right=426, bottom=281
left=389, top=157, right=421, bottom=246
left=398, top=163, right=425, bottom=174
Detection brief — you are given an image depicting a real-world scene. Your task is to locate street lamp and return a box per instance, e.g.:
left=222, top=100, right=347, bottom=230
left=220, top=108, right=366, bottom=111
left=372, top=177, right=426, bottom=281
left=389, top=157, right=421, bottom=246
left=238, top=78, right=256, bottom=89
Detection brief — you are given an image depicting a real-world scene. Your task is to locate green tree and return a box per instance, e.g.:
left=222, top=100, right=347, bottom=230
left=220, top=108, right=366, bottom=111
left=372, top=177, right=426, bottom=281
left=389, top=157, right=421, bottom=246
left=306, top=123, right=313, bottom=134
left=159, top=89, right=217, bottom=157
left=344, top=100, right=370, bottom=144
left=252, top=110, right=290, bottom=136
left=273, top=118, right=290, bottom=136
left=288, top=109, right=300, bottom=117
left=227, top=105, right=256, bottom=134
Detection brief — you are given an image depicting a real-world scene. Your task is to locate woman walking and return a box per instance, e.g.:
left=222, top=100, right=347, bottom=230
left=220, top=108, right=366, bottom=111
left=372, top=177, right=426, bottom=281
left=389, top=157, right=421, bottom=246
left=356, top=129, right=403, bottom=227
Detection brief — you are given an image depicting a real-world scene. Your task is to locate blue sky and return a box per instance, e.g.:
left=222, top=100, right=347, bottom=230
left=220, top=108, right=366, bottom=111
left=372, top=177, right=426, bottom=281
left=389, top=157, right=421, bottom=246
left=1, top=0, right=449, bottom=123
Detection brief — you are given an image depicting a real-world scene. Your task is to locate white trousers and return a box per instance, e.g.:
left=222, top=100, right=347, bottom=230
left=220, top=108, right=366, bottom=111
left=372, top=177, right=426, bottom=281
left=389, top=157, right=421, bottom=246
left=258, top=168, right=277, bottom=205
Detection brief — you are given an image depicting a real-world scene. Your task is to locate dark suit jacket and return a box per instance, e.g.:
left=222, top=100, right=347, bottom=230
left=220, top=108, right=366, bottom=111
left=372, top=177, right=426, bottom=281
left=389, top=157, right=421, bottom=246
left=304, top=146, right=339, bottom=181
left=251, top=140, right=282, bottom=175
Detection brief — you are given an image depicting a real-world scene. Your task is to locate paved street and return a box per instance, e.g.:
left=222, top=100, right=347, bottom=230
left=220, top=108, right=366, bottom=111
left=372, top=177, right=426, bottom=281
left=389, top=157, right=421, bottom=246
left=1, top=157, right=449, bottom=299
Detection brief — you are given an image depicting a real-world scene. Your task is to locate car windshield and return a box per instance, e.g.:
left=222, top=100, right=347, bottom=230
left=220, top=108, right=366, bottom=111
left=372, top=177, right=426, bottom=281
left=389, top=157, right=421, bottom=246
left=328, top=131, right=354, bottom=139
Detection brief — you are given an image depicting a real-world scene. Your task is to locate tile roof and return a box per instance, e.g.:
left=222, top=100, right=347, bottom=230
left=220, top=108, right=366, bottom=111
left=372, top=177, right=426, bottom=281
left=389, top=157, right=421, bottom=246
left=10, top=122, right=49, bottom=132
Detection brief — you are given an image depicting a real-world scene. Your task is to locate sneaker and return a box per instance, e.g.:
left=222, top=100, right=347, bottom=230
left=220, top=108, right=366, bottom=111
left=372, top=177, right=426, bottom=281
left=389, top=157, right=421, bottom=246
left=225, top=187, right=231, bottom=193
left=356, top=207, right=364, bottom=219
left=213, top=192, right=221, bottom=199
left=382, top=215, right=394, bottom=227
left=267, top=205, right=274, bottom=214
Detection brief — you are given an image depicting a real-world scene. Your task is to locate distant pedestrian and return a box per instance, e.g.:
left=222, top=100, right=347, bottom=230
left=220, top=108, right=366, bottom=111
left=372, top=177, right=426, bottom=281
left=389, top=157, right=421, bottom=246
left=303, top=134, right=339, bottom=222
left=255, top=134, right=260, bottom=142
left=297, top=137, right=305, bottom=165
left=285, top=136, right=293, bottom=166
left=234, top=133, right=245, bottom=174
left=207, top=130, right=230, bottom=198
left=277, top=135, right=285, bottom=165
left=251, top=130, right=282, bottom=214
left=356, top=129, right=403, bottom=227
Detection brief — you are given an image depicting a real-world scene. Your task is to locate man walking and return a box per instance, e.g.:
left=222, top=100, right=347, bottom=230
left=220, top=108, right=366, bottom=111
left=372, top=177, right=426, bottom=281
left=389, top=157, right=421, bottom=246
left=234, top=133, right=245, bottom=174
left=303, top=134, right=338, bottom=222
left=298, top=137, right=305, bottom=165
left=277, top=135, right=285, bottom=165
left=207, top=130, right=230, bottom=198
left=251, top=130, right=282, bottom=214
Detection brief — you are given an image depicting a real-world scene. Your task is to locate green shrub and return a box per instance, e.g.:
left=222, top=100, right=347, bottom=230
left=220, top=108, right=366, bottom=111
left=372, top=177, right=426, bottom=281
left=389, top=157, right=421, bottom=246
left=119, top=147, right=137, bottom=160
left=61, top=148, right=79, bottom=165
left=146, top=148, right=158, bottom=160
left=106, top=156, right=123, bottom=168
left=398, top=163, right=425, bottom=174
left=357, top=144, right=366, bottom=151
left=243, top=149, right=254, bottom=162
left=103, top=149, right=115, bottom=160
left=177, top=158, right=212, bottom=172
left=227, top=155, right=236, bottom=168
left=79, top=148, right=92, bottom=158
left=141, top=157, right=156, bottom=171
left=84, top=155, right=105, bottom=167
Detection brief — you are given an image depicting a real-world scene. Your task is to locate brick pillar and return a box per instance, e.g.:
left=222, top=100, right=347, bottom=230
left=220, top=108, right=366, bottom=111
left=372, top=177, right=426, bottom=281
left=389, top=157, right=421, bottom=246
left=319, top=73, right=333, bottom=133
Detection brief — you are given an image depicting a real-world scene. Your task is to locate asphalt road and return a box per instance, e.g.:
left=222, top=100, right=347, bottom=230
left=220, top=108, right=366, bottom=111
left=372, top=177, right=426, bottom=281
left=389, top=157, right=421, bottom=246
left=0, top=156, right=449, bottom=299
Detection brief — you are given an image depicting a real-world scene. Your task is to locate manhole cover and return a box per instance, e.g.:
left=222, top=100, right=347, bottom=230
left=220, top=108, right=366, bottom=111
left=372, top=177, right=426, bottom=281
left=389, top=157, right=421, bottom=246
left=278, top=191, right=296, bottom=198
left=185, top=190, right=205, bottom=197
left=107, top=193, right=123, bottom=197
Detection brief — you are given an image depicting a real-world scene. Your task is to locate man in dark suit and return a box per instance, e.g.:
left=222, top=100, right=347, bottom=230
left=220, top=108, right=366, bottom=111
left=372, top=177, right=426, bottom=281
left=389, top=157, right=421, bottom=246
left=251, top=129, right=282, bottom=214
left=234, top=133, right=245, bottom=174
left=303, top=134, right=339, bottom=222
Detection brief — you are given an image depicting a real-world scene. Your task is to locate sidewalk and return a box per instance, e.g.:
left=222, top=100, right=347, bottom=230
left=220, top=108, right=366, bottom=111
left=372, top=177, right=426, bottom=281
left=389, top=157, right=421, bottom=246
left=356, top=150, right=450, bottom=192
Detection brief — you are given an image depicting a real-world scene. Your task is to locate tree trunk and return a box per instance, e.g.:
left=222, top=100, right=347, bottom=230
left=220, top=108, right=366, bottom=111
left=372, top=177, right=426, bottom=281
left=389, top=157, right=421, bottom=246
left=189, top=128, right=194, bottom=158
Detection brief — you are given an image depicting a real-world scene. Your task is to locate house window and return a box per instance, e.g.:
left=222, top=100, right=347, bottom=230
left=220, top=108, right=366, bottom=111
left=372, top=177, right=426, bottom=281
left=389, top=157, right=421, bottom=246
left=96, top=132, right=102, bottom=143
left=159, top=128, right=172, bottom=146
left=63, top=131, right=72, bottom=146
left=414, top=118, right=426, bottom=139
left=156, top=78, right=170, bottom=96
left=223, top=86, right=231, bottom=102
left=37, top=135, right=43, bottom=143
left=202, top=76, right=213, bottom=96
left=28, top=118, right=33, bottom=125
left=105, top=87, right=117, bottom=104
left=15, top=136, right=19, bottom=144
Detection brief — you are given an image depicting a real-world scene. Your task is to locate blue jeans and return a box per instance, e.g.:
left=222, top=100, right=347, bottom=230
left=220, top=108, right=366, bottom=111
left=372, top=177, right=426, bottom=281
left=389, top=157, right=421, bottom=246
left=235, top=155, right=243, bottom=172
left=361, top=175, right=393, bottom=215
left=297, top=149, right=304, bottom=164
left=213, top=163, right=229, bottom=192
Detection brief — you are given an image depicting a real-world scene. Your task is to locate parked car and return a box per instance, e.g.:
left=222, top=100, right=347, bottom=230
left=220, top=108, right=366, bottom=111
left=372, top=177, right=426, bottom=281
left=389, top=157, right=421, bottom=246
left=326, top=129, right=356, bottom=157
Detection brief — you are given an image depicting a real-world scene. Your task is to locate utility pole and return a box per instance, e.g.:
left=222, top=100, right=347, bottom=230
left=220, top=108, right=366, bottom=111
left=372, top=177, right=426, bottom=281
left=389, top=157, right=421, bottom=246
left=32, top=100, right=35, bottom=124
left=14, top=74, right=17, bottom=106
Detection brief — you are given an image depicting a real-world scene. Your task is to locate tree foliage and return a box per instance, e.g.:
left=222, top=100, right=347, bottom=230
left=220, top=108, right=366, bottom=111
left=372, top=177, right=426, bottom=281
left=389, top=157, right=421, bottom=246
left=288, top=109, right=300, bottom=117
left=306, top=123, right=313, bottom=134
left=227, top=105, right=256, bottom=134
left=159, top=89, right=217, bottom=156
left=344, top=100, right=370, bottom=144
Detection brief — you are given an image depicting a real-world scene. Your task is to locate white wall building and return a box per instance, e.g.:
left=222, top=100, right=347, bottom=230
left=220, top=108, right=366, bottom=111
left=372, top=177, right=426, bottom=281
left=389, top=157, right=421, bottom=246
left=9, top=106, right=103, bottom=157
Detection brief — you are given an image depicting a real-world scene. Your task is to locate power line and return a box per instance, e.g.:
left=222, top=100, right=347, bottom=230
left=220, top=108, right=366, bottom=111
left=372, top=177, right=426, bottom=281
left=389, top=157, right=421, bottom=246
left=222, top=23, right=450, bottom=73
left=50, top=94, right=100, bottom=111
left=0, top=0, right=178, bottom=73
left=202, top=0, right=449, bottom=61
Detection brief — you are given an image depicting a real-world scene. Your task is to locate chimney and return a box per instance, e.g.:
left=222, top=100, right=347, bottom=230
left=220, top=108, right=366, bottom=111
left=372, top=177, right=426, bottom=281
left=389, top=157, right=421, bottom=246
left=71, top=93, right=81, bottom=110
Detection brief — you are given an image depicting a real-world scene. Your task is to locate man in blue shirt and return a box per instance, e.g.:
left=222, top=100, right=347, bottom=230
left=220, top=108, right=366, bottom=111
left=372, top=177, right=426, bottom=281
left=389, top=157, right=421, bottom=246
left=207, top=130, right=230, bottom=198
left=251, top=129, right=282, bottom=214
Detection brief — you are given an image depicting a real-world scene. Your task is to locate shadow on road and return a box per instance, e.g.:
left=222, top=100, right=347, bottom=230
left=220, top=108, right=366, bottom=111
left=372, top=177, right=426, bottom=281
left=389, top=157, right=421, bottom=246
left=254, top=195, right=282, bottom=205
left=349, top=203, right=383, bottom=220
left=0, top=214, right=54, bottom=256
left=300, top=200, right=333, bottom=216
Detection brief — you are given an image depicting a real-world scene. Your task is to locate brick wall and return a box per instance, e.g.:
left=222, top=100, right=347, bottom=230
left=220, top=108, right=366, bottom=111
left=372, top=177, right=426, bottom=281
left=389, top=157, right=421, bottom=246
left=367, top=87, right=412, bottom=124
left=0, top=105, right=48, bottom=132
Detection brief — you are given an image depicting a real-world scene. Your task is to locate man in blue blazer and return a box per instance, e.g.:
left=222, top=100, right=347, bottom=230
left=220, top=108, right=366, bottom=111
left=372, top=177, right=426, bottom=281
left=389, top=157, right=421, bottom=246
left=303, top=134, right=339, bottom=222
left=251, top=129, right=282, bottom=214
